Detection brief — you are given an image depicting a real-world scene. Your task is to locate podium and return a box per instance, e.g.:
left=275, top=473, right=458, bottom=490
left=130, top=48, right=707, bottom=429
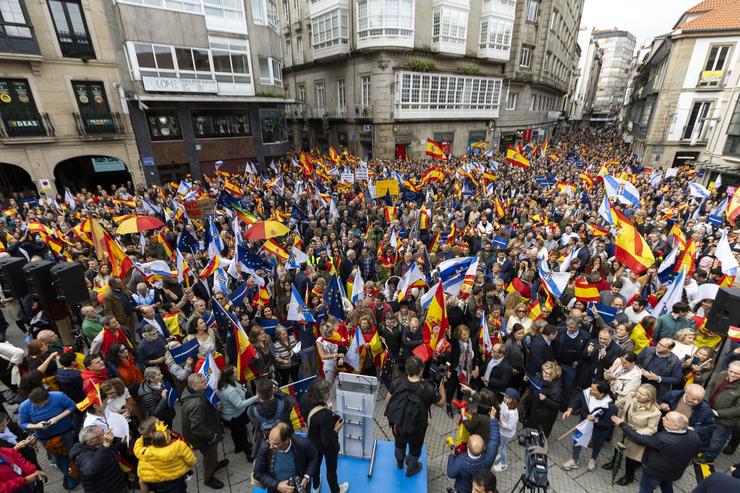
left=334, top=372, right=378, bottom=458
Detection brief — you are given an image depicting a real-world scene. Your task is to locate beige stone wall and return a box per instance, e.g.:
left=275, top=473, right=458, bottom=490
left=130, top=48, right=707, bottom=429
left=0, top=0, right=141, bottom=189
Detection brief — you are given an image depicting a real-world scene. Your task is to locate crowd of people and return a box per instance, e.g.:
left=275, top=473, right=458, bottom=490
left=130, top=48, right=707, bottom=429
left=0, top=125, right=737, bottom=493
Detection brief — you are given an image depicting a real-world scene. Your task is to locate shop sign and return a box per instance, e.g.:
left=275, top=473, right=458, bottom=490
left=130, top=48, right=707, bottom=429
left=142, top=76, right=218, bottom=94
left=92, top=157, right=126, bottom=173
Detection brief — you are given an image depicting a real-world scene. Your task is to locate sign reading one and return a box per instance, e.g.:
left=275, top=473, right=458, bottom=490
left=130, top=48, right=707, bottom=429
left=142, top=76, right=219, bottom=94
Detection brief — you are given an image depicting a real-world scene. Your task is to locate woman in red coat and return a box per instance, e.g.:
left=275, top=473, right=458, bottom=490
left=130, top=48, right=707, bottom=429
left=0, top=446, right=43, bottom=493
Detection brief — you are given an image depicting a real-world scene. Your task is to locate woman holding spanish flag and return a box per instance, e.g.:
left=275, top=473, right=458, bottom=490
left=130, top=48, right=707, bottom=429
left=316, top=319, right=347, bottom=382
left=350, top=315, right=384, bottom=376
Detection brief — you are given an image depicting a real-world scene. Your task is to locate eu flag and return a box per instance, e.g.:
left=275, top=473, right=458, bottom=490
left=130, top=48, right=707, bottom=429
left=177, top=229, right=199, bottom=255
left=323, top=274, right=346, bottom=321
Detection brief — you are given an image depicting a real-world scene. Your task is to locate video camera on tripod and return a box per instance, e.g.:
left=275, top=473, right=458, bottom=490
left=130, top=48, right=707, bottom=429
left=513, top=428, right=549, bottom=493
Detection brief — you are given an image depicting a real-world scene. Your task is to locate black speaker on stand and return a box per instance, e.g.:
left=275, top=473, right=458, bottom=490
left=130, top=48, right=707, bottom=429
left=706, top=287, right=740, bottom=337
left=0, top=257, right=29, bottom=298
left=51, top=262, right=88, bottom=304
left=23, top=260, right=56, bottom=303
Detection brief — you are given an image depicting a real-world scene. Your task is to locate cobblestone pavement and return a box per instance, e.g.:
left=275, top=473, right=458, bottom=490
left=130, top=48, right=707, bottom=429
left=2, top=306, right=737, bottom=493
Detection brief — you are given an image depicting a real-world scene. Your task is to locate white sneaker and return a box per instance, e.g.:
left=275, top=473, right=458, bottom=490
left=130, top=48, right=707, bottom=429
left=339, top=483, right=350, bottom=493
left=587, top=459, right=596, bottom=471
left=312, top=487, right=320, bottom=493
left=562, top=459, right=579, bottom=470
left=493, top=463, right=508, bottom=472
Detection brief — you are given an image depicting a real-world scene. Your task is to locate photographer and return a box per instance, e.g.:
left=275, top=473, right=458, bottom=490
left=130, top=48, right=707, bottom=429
left=300, top=380, right=349, bottom=493
left=253, top=422, right=319, bottom=493
left=446, top=406, right=500, bottom=493
left=385, top=355, right=446, bottom=477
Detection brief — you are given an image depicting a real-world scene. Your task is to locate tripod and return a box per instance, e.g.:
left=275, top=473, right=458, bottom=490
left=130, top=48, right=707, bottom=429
left=510, top=474, right=548, bottom=493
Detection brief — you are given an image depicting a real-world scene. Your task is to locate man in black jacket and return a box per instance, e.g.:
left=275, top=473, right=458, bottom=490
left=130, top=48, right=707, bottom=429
left=253, top=422, right=320, bottom=493
left=69, top=425, right=127, bottom=493
left=612, top=411, right=702, bottom=493
left=580, top=329, right=622, bottom=389
left=181, top=373, right=228, bottom=489
left=552, top=316, right=591, bottom=410
left=525, top=325, right=558, bottom=375
left=479, top=343, right=512, bottom=394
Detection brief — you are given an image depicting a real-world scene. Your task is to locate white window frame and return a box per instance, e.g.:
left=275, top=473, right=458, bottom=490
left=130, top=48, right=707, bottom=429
left=311, top=9, right=349, bottom=50
left=128, top=41, right=213, bottom=80
left=432, top=5, right=467, bottom=50
left=520, top=46, right=531, bottom=68
left=315, top=79, right=326, bottom=110
left=252, top=0, right=278, bottom=31
left=258, top=56, right=282, bottom=85
left=297, top=83, right=306, bottom=102
left=209, top=36, right=252, bottom=94
left=115, top=0, right=202, bottom=15
left=337, top=79, right=345, bottom=114
left=356, top=0, right=414, bottom=41
left=361, top=74, right=371, bottom=107
left=526, top=0, right=538, bottom=22
left=506, top=92, right=517, bottom=110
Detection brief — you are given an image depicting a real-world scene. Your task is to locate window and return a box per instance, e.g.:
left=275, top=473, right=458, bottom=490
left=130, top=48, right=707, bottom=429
left=357, top=0, right=414, bottom=40
left=210, top=37, right=251, bottom=86
left=116, top=0, right=201, bottom=13
left=506, top=92, right=517, bottom=110
left=131, top=43, right=216, bottom=81
left=295, top=35, right=303, bottom=63
left=48, top=0, right=94, bottom=58
left=146, top=109, right=181, bottom=141
left=297, top=83, right=305, bottom=102
left=479, top=17, right=512, bottom=52
left=1, top=0, right=33, bottom=41
left=204, top=0, right=244, bottom=20
left=315, top=80, right=325, bottom=109
left=432, top=6, right=467, bottom=49
left=72, top=81, right=114, bottom=133
left=723, top=96, right=740, bottom=157
left=260, top=108, right=287, bottom=143
left=549, top=9, right=557, bottom=31
left=526, top=0, right=539, bottom=22
left=252, top=0, right=278, bottom=30
left=258, top=56, right=282, bottom=85
left=0, top=78, right=45, bottom=137
left=192, top=109, right=250, bottom=138
left=699, top=45, right=730, bottom=87
left=682, top=101, right=711, bottom=140
left=530, top=94, right=537, bottom=111
left=337, top=79, right=345, bottom=113
left=395, top=71, right=502, bottom=114
left=311, top=9, right=349, bottom=50
left=361, top=75, right=371, bottom=107
left=520, top=46, right=531, bottom=68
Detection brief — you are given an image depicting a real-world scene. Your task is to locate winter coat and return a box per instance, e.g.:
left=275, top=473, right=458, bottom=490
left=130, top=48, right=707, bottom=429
left=133, top=437, right=196, bottom=483
left=180, top=387, right=222, bottom=450
left=658, top=390, right=715, bottom=449
left=0, top=447, right=36, bottom=493
left=69, top=442, right=127, bottom=493
left=619, top=425, right=702, bottom=482
left=705, top=372, right=740, bottom=428
left=618, top=396, right=661, bottom=461
left=138, top=381, right=175, bottom=424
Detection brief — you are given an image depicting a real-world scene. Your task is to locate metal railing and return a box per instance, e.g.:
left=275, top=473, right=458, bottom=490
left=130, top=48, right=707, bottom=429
left=0, top=112, right=54, bottom=138
left=73, top=111, right=124, bottom=137
left=56, top=30, right=95, bottom=59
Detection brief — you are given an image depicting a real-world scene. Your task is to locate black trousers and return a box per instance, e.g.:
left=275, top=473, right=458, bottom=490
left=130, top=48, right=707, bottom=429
left=276, top=366, right=300, bottom=387
left=394, top=425, right=426, bottom=468
left=314, top=448, right=340, bottom=493
left=624, top=457, right=640, bottom=480
left=223, top=409, right=251, bottom=455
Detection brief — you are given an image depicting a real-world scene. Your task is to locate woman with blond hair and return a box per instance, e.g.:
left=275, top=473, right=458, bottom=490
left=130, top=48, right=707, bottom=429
left=523, top=361, right=562, bottom=437
left=672, top=328, right=698, bottom=364
left=604, top=383, right=661, bottom=485
left=134, top=417, right=196, bottom=492
left=507, top=303, right=533, bottom=334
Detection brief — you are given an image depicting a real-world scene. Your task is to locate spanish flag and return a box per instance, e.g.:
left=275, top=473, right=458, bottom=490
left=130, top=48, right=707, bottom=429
left=264, top=239, right=289, bottom=262
left=421, top=166, right=445, bottom=184
left=611, top=206, right=655, bottom=275
left=422, top=282, right=449, bottom=352
left=163, top=311, right=180, bottom=336
left=505, top=147, right=530, bottom=169
left=669, top=224, right=687, bottom=250
left=425, top=138, right=447, bottom=160
left=199, top=255, right=220, bottom=279
left=453, top=400, right=472, bottom=453
left=428, top=232, right=440, bottom=253
left=328, top=145, right=340, bottom=163
left=224, top=179, right=244, bottom=198
left=1, top=207, right=17, bottom=217
left=675, top=238, right=697, bottom=276
left=574, top=277, right=600, bottom=302
left=157, top=231, right=174, bottom=259
left=587, top=224, right=609, bottom=237
left=384, top=206, right=398, bottom=223
left=253, top=286, right=270, bottom=307
left=728, top=326, right=740, bottom=343
left=494, top=193, right=506, bottom=219
left=419, top=205, right=431, bottom=230
left=579, top=173, right=594, bottom=189
left=111, top=197, right=136, bottom=208
left=728, top=191, right=740, bottom=226
left=299, top=150, right=313, bottom=177
left=527, top=299, right=542, bottom=321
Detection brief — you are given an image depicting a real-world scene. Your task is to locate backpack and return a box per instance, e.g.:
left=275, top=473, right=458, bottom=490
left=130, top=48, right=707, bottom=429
left=250, top=396, right=288, bottom=439
left=385, top=379, right=427, bottom=436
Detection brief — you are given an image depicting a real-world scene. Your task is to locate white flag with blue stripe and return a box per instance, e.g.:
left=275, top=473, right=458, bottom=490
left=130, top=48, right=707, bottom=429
left=688, top=182, right=710, bottom=199
left=287, top=285, right=316, bottom=323
left=538, top=262, right=570, bottom=299
left=598, top=196, right=613, bottom=226
left=351, top=269, right=365, bottom=304
left=717, top=229, right=739, bottom=275
left=198, top=351, right=221, bottom=407
left=657, top=244, right=680, bottom=285
left=438, top=257, right=477, bottom=297
left=708, top=197, right=728, bottom=227
left=603, top=175, right=640, bottom=208
left=652, top=267, right=687, bottom=317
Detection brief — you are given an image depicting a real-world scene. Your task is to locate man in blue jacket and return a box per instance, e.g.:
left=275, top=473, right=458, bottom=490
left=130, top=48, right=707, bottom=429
left=446, top=409, right=500, bottom=493
left=658, top=384, right=715, bottom=455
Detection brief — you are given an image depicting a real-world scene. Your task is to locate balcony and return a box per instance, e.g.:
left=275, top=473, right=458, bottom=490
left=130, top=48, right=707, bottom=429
left=481, top=0, right=516, bottom=18
left=0, top=112, right=55, bottom=141
left=73, top=112, right=125, bottom=137
left=286, top=104, right=306, bottom=119
left=355, top=104, right=373, bottom=119
left=56, top=31, right=95, bottom=59
left=0, top=23, right=40, bottom=57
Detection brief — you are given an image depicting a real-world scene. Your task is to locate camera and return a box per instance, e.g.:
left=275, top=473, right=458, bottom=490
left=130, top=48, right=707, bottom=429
left=517, top=428, right=549, bottom=490
left=428, top=360, right=450, bottom=385
left=517, top=427, right=544, bottom=448
left=287, top=476, right=308, bottom=493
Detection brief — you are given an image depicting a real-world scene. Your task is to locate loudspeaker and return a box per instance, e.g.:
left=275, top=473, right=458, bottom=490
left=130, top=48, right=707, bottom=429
left=51, top=262, right=88, bottom=304
left=0, top=257, right=28, bottom=298
left=706, top=287, right=740, bottom=337
left=23, top=260, right=56, bottom=303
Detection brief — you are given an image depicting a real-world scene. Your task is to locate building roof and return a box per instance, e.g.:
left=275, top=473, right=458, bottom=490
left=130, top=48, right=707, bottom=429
left=677, top=0, right=740, bottom=31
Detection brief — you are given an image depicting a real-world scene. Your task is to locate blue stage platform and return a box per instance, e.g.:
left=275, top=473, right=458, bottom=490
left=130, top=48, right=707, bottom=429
left=253, top=441, right=428, bottom=493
